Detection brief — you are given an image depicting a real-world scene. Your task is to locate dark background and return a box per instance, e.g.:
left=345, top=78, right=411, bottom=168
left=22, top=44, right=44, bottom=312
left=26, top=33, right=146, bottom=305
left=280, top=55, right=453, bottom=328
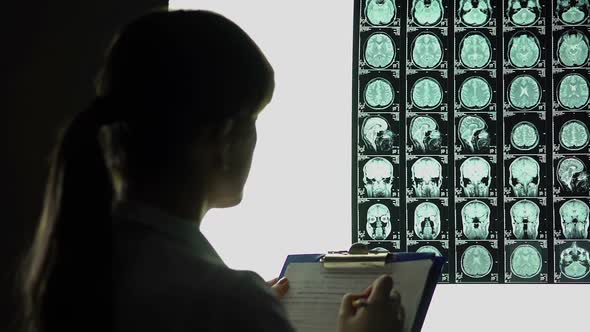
left=0, top=0, right=167, bottom=329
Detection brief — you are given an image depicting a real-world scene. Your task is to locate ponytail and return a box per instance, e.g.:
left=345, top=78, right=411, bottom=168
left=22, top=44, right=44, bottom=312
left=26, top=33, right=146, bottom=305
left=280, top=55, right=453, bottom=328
left=21, top=97, right=119, bottom=332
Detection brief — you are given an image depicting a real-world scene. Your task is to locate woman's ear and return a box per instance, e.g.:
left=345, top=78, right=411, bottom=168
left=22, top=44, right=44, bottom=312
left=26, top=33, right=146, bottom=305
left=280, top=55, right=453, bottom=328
left=219, top=118, right=235, bottom=138
left=216, top=118, right=235, bottom=172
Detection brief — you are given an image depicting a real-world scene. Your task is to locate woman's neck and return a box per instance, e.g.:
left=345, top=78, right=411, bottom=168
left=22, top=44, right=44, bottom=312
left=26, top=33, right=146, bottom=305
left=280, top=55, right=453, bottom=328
left=124, top=175, right=208, bottom=227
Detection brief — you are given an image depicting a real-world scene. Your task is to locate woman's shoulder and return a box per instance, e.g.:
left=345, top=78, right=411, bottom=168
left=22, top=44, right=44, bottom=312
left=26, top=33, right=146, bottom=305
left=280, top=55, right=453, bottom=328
left=201, top=268, right=295, bottom=331
left=115, top=263, right=293, bottom=331
left=190, top=265, right=275, bottom=306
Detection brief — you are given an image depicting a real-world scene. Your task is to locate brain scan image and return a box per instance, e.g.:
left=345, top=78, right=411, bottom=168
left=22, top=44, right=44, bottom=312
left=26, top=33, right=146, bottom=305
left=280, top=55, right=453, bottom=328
left=364, top=78, right=395, bottom=109
left=509, top=156, right=540, bottom=197
left=557, top=157, right=590, bottom=194
left=365, top=0, right=396, bottom=26
left=366, top=203, right=392, bottom=240
left=508, top=32, right=541, bottom=68
left=411, top=0, right=444, bottom=26
left=560, top=199, right=590, bottom=239
left=557, top=0, right=590, bottom=24
left=458, top=115, right=491, bottom=153
left=558, top=73, right=590, bottom=109
left=461, top=245, right=493, bottom=278
left=413, top=202, right=441, bottom=239
left=461, top=200, right=491, bottom=240
left=411, top=32, right=443, bottom=69
left=409, top=115, right=442, bottom=153
left=510, top=245, right=542, bottom=278
left=458, top=0, right=492, bottom=26
left=363, top=157, right=394, bottom=198
left=558, top=30, right=589, bottom=67
left=411, top=77, right=443, bottom=110
left=411, top=157, right=443, bottom=197
left=508, top=75, right=541, bottom=110
left=416, top=245, right=442, bottom=256
left=459, top=76, right=492, bottom=110
left=370, top=247, right=390, bottom=252
left=506, top=0, right=541, bottom=26
left=510, top=199, right=540, bottom=239
left=362, top=116, right=394, bottom=153
left=459, top=32, right=492, bottom=69
left=460, top=157, right=492, bottom=197
left=365, top=33, right=395, bottom=68
left=560, top=120, right=590, bottom=151
left=511, top=121, right=539, bottom=151
left=559, top=242, right=590, bottom=279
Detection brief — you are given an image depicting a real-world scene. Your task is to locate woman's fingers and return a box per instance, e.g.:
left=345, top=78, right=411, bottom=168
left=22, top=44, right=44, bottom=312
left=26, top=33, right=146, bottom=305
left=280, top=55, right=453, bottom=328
left=339, top=291, right=371, bottom=317
left=391, top=289, right=404, bottom=326
left=390, top=289, right=401, bottom=305
left=266, top=277, right=279, bottom=286
left=270, top=277, right=290, bottom=299
left=368, top=274, right=394, bottom=303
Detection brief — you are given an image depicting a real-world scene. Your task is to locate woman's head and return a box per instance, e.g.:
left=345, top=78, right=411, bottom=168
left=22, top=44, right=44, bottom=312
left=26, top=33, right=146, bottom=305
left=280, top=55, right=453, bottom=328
left=21, top=9, right=274, bottom=331
left=100, top=9, right=274, bottom=208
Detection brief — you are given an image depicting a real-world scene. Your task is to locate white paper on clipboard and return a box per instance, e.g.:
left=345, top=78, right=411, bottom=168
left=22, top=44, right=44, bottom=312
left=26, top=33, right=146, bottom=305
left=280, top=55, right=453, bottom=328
left=282, top=259, right=434, bottom=332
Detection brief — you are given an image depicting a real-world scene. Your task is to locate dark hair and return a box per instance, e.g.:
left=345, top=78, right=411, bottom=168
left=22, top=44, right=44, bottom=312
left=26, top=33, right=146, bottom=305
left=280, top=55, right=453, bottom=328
left=19, top=9, right=274, bottom=332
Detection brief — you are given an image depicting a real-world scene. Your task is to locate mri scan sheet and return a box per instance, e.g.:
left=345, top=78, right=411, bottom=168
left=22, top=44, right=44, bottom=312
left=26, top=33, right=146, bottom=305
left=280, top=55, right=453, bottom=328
left=353, top=0, right=590, bottom=283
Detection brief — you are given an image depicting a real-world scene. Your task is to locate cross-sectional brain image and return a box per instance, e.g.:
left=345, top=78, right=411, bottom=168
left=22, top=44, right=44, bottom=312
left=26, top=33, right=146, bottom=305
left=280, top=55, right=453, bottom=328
left=411, top=77, right=443, bottom=110
left=461, top=245, right=493, bottom=278
left=458, top=0, right=492, bottom=26
left=416, top=245, right=443, bottom=256
left=409, top=115, right=442, bottom=153
left=557, top=0, right=590, bottom=25
left=510, top=199, right=540, bottom=239
left=365, top=33, right=395, bottom=68
left=559, top=242, right=590, bottom=279
left=511, top=121, right=539, bottom=151
left=362, top=116, right=394, bottom=153
left=508, top=31, right=541, bottom=68
left=370, top=247, right=390, bottom=252
left=508, top=75, right=541, bottom=110
left=413, top=202, right=441, bottom=239
left=366, top=203, right=392, bottom=240
left=458, top=115, right=491, bottom=153
left=411, top=0, right=444, bottom=26
left=558, top=73, right=590, bottom=109
left=365, top=0, right=397, bottom=25
left=459, top=76, right=492, bottom=110
left=411, top=157, right=443, bottom=197
left=557, top=157, right=590, bottom=194
left=506, top=0, right=541, bottom=26
left=560, top=199, right=589, bottom=239
left=461, top=200, right=491, bottom=239
left=459, top=32, right=492, bottom=69
left=558, top=30, right=589, bottom=67
left=411, top=32, right=443, bottom=68
left=509, top=156, right=540, bottom=197
left=510, top=244, right=542, bottom=278
left=364, top=78, right=395, bottom=110
left=560, top=120, right=590, bottom=151
left=363, top=157, right=394, bottom=198
left=459, top=157, right=492, bottom=197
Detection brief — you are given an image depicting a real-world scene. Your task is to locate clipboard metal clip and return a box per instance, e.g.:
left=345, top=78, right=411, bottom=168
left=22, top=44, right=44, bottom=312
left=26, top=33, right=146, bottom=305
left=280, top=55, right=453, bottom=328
left=321, top=243, right=389, bottom=269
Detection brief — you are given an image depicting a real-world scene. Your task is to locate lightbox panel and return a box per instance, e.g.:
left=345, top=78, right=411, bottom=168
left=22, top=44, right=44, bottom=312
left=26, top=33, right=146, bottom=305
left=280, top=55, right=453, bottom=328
left=352, top=0, right=590, bottom=283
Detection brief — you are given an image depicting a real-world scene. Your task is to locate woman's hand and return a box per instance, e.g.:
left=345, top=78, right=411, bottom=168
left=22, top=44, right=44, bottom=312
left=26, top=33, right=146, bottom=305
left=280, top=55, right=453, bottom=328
left=337, top=274, right=405, bottom=332
left=267, top=277, right=290, bottom=299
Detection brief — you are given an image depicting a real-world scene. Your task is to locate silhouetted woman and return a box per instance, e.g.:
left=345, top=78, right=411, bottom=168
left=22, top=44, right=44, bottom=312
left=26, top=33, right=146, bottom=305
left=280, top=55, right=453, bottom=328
left=20, top=9, right=402, bottom=332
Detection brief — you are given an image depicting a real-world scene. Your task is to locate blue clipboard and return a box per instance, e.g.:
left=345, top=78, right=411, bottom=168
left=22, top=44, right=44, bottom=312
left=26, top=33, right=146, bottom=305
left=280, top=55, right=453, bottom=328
left=279, top=245, right=446, bottom=332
